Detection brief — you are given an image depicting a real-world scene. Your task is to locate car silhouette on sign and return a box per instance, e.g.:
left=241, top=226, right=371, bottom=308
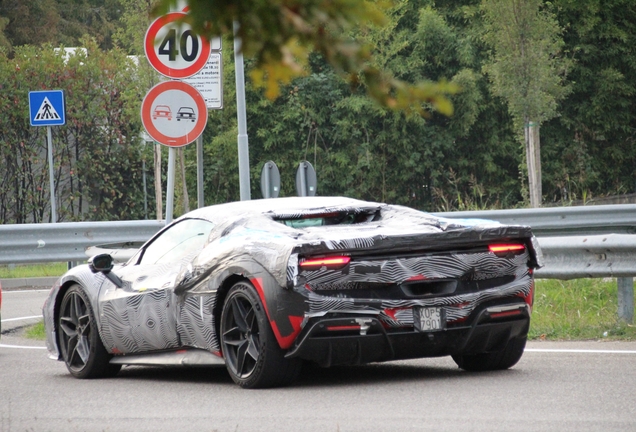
left=153, top=105, right=172, bottom=121
left=177, top=107, right=196, bottom=122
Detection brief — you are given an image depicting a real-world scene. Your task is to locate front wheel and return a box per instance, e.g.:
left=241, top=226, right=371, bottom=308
left=452, top=336, right=527, bottom=372
left=220, top=281, right=301, bottom=388
left=57, top=285, right=121, bottom=379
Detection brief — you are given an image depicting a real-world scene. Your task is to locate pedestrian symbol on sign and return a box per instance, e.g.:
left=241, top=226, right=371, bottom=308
left=29, top=90, right=65, bottom=126
left=34, top=97, right=61, bottom=121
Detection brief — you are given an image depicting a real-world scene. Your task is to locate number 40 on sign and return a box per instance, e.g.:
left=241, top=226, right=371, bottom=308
left=144, top=12, right=212, bottom=79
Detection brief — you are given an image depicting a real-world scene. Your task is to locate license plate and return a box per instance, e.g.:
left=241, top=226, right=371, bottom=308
left=414, top=307, right=445, bottom=332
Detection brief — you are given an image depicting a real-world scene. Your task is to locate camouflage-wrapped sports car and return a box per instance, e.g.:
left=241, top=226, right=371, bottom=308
left=43, top=197, right=542, bottom=388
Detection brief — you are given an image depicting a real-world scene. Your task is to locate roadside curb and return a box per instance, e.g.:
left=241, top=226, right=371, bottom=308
left=0, top=277, right=57, bottom=290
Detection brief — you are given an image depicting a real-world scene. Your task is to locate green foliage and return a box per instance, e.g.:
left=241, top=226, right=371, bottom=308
left=25, top=321, right=47, bottom=340
left=0, top=39, right=153, bottom=223
left=530, top=278, right=636, bottom=341
left=480, top=0, right=570, bottom=206
left=0, top=263, right=67, bottom=278
left=194, top=1, right=517, bottom=210
left=113, top=0, right=154, bottom=55
left=481, top=0, right=570, bottom=127
left=1, top=0, right=636, bottom=218
left=153, top=0, right=458, bottom=116
left=0, top=0, right=123, bottom=52
left=189, top=0, right=523, bottom=211
left=0, top=17, right=10, bottom=52
left=0, top=0, right=60, bottom=49
left=541, top=0, right=636, bottom=203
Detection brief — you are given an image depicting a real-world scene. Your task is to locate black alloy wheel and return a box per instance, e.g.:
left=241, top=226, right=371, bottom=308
left=58, top=285, right=120, bottom=379
left=222, top=289, right=260, bottom=379
left=220, top=281, right=301, bottom=388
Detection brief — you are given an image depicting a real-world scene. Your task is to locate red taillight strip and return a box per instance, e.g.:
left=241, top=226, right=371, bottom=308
left=299, top=256, right=351, bottom=269
left=488, top=244, right=525, bottom=253
left=326, top=325, right=360, bottom=331
left=489, top=310, right=523, bottom=319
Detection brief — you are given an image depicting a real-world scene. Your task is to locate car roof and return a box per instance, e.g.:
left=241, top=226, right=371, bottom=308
left=178, top=196, right=384, bottom=224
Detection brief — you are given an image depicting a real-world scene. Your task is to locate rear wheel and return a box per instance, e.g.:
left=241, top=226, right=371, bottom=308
left=220, top=281, right=301, bottom=388
left=58, top=285, right=120, bottom=379
left=452, top=336, right=527, bottom=372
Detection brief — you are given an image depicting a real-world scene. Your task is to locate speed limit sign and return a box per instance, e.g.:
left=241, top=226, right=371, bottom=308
left=144, top=12, right=211, bottom=78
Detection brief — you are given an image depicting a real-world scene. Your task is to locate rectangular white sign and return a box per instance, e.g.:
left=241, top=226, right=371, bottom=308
left=184, top=52, right=223, bottom=110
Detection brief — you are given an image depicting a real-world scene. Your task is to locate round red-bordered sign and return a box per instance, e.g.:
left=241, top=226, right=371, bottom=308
left=141, top=81, right=208, bottom=147
left=144, top=12, right=211, bottom=79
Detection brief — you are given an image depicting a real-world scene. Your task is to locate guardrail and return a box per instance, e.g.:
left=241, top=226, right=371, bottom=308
left=1, top=204, right=634, bottom=322
left=537, top=234, right=636, bottom=279
left=0, top=220, right=164, bottom=264
left=434, top=203, right=636, bottom=236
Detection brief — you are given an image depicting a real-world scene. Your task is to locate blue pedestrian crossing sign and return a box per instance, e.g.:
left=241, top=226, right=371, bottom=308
left=29, top=90, right=66, bottom=126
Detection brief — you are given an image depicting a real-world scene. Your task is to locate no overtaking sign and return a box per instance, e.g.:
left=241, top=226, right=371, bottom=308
left=141, top=80, right=207, bottom=147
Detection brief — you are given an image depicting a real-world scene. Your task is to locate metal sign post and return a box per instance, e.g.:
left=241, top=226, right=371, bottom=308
left=234, top=22, right=251, bottom=201
left=165, top=148, right=176, bottom=224
left=197, top=135, right=204, bottom=208
left=46, top=126, right=57, bottom=222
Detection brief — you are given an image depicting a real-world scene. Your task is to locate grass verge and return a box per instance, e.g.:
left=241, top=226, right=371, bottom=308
left=530, top=278, right=636, bottom=341
left=25, top=321, right=46, bottom=340
left=0, top=262, right=67, bottom=278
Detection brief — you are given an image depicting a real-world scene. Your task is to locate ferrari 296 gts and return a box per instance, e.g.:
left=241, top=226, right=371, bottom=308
left=43, top=197, right=542, bottom=388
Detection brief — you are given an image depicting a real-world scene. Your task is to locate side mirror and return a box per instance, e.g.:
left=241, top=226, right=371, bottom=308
left=88, top=253, right=123, bottom=288
left=88, top=253, right=114, bottom=273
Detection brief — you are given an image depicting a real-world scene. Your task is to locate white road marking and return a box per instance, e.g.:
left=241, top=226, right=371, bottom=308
left=1, top=315, right=43, bottom=323
left=525, top=348, right=636, bottom=354
left=1, top=314, right=46, bottom=350
left=0, top=315, right=46, bottom=349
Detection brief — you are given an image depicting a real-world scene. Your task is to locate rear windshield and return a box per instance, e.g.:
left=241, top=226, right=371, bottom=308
left=276, top=210, right=378, bottom=228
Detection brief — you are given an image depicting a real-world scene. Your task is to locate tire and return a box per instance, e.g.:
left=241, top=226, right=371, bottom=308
left=452, top=336, right=527, bottom=372
left=57, top=285, right=121, bottom=379
left=220, top=281, right=301, bottom=389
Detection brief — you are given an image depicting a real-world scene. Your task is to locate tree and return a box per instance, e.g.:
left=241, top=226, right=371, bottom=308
left=0, top=39, right=152, bottom=223
left=0, top=17, right=11, bottom=52
left=541, top=0, right=636, bottom=203
left=191, top=1, right=523, bottom=212
left=113, top=0, right=155, bottom=54
left=152, top=0, right=457, bottom=116
left=56, top=0, right=122, bottom=49
left=0, top=0, right=60, bottom=49
left=0, top=0, right=124, bottom=52
left=481, top=0, right=569, bottom=207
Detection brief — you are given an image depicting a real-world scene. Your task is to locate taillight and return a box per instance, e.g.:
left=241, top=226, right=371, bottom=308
left=299, top=256, right=351, bottom=271
left=489, top=309, right=523, bottom=319
left=488, top=244, right=525, bottom=257
left=326, top=325, right=360, bottom=331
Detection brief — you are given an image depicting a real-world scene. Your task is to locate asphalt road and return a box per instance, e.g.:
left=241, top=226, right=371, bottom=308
left=2, top=288, right=636, bottom=432
left=1, top=288, right=49, bottom=333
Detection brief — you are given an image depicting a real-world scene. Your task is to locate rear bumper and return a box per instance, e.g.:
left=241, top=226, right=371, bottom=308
left=285, top=303, right=530, bottom=367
